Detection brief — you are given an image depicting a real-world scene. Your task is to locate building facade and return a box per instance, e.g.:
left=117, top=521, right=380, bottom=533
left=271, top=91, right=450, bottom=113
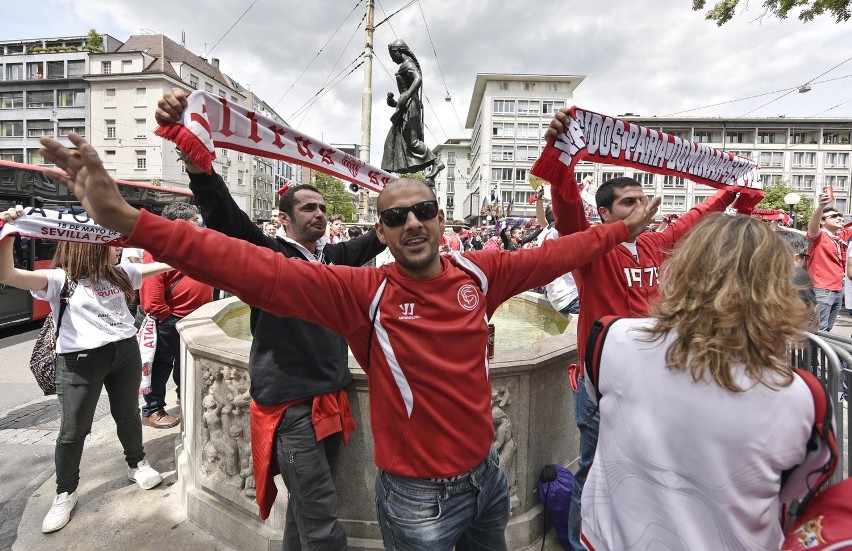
left=433, top=138, right=471, bottom=223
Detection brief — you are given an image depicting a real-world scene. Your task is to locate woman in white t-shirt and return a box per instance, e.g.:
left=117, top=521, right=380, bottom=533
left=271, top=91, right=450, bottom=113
left=582, top=214, right=827, bottom=551
left=0, top=206, right=174, bottom=534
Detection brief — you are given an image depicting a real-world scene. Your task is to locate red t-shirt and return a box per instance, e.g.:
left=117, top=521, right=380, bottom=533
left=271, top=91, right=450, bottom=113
left=807, top=228, right=852, bottom=291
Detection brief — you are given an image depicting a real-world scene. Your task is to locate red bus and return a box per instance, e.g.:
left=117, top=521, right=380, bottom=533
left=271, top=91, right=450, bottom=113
left=0, top=160, right=193, bottom=329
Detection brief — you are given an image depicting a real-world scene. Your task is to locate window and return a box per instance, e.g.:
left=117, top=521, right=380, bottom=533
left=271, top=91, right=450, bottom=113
left=758, top=151, right=783, bottom=167
left=836, top=198, right=848, bottom=214
left=190, top=74, right=199, bottom=89
left=204, top=83, right=213, bottom=92
left=492, top=99, right=515, bottom=114
left=825, top=152, right=849, bottom=168
left=824, top=132, right=841, bottom=145
left=447, top=151, right=456, bottom=164
left=792, top=152, right=816, bottom=168
left=725, top=132, right=744, bottom=143
left=46, top=60, right=64, bottom=79
left=231, top=95, right=240, bottom=103
left=67, top=60, right=85, bottom=78
left=602, top=172, right=625, bottom=182
left=491, top=168, right=513, bottom=182
left=27, top=62, right=44, bottom=80
left=693, top=195, right=711, bottom=206
left=516, top=123, right=541, bottom=139
left=523, top=82, right=535, bottom=91
left=237, top=152, right=244, bottom=161
left=0, top=121, right=23, bottom=137
left=0, top=92, right=23, bottom=109
left=219, top=89, right=227, bottom=98
left=825, top=175, right=849, bottom=191
left=491, top=145, right=513, bottom=161
left=446, top=181, right=455, bottom=193
left=221, top=148, right=229, bottom=157
left=104, top=150, right=116, bottom=170
left=636, top=173, right=654, bottom=187
left=501, top=191, right=513, bottom=203
left=447, top=166, right=456, bottom=178
left=58, top=89, right=85, bottom=107
left=135, top=87, right=146, bottom=107
left=135, top=119, right=146, bottom=138
left=546, top=83, right=559, bottom=92
left=517, top=100, right=540, bottom=116
left=58, top=119, right=85, bottom=137
left=0, top=149, right=24, bottom=163
left=694, top=131, right=712, bottom=143
left=122, top=60, right=132, bottom=73
left=492, top=122, right=513, bottom=138
left=105, top=119, right=116, bottom=139
left=26, top=90, right=53, bottom=108
left=663, top=175, right=685, bottom=188
left=516, top=145, right=539, bottom=161
left=498, top=81, right=509, bottom=90
left=662, top=195, right=686, bottom=210
left=791, top=132, right=806, bottom=144
left=29, top=149, right=46, bottom=165
left=542, top=100, right=565, bottom=116
left=135, top=150, right=146, bottom=170
left=757, top=132, right=776, bottom=144
left=6, top=64, right=23, bottom=81
left=27, top=120, right=53, bottom=138
left=792, top=175, right=814, bottom=190
left=221, top=169, right=229, bottom=183
left=515, top=168, right=528, bottom=182
left=515, top=190, right=534, bottom=203
left=760, top=174, right=782, bottom=186
left=101, top=61, right=112, bottom=74
left=104, top=88, right=116, bottom=108
left=238, top=170, right=245, bottom=186
left=575, top=170, right=594, bottom=183
left=729, top=150, right=752, bottom=160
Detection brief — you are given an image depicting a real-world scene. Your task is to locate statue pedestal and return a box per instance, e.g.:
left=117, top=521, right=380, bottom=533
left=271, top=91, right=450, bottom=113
left=176, top=294, right=581, bottom=551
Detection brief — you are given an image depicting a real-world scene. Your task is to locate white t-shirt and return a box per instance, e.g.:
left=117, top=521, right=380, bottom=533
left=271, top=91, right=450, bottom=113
left=120, top=247, right=145, bottom=263
left=540, top=226, right=579, bottom=310
left=32, top=265, right=143, bottom=354
left=582, top=318, right=816, bottom=551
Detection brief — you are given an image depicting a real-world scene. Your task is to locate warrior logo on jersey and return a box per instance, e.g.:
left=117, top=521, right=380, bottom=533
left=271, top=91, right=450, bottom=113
left=458, top=284, right=480, bottom=311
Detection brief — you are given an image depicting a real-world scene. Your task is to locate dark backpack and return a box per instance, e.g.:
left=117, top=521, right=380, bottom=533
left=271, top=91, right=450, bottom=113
left=536, top=464, right=574, bottom=550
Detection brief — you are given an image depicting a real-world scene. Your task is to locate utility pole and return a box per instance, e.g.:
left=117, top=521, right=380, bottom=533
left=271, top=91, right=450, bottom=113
left=358, top=0, right=375, bottom=222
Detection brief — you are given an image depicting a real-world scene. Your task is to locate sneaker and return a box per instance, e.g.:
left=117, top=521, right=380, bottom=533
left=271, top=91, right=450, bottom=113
left=141, top=409, right=179, bottom=429
left=128, top=460, right=162, bottom=490
left=42, top=491, right=77, bottom=533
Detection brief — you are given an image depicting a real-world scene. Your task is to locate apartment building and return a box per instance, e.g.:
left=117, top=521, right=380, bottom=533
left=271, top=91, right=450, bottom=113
left=463, top=73, right=584, bottom=225
left=433, top=138, right=471, bottom=223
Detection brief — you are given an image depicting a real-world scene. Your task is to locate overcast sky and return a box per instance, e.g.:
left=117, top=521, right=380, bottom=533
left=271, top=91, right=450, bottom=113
left=2, top=0, right=850, bottom=166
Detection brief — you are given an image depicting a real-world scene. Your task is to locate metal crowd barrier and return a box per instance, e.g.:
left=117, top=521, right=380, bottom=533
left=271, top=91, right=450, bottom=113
left=788, top=332, right=851, bottom=483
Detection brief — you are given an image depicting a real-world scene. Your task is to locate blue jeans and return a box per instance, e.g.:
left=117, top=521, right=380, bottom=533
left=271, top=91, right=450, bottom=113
left=814, top=288, right=843, bottom=332
left=567, top=377, right=599, bottom=551
left=375, top=447, right=509, bottom=551
left=558, top=296, right=580, bottom=317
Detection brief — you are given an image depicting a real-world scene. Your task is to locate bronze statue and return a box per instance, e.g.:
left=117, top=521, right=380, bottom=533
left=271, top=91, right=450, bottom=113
left=382, top=39, right=444, bottom=184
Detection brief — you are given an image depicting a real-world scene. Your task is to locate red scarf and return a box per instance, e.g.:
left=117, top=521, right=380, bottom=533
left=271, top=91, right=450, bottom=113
left=531, top=106, right=764, bottom=213
left=155, top=91, right=396, bottom=193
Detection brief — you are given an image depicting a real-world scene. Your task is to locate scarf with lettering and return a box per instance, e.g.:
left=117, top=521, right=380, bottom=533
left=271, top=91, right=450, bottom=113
left=0, top=207, right=122, bottom=245
left=155, top=91, right=396, bottom=193
left=531, top=106, right=765, bottom=213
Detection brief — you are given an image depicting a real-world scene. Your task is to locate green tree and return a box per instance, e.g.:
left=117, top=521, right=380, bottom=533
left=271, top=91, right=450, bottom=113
left=313, top=172, right=356, bottom=222
left=84, top=29, right=104, bottom=52
left=755, top=178, right=814, bottom=228
left=692, top=0, right=851, bottom=25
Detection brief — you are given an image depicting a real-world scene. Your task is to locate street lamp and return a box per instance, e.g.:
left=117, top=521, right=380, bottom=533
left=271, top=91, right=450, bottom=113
left=784, top=192, right=801, bottom=228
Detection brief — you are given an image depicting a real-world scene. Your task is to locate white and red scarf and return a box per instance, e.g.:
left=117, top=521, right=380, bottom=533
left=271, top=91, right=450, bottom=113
left=0, top=207, right=122, bottom=245
left=531, top=106, right=765, bottom=213
left=155, top=91, right=396, bottom=193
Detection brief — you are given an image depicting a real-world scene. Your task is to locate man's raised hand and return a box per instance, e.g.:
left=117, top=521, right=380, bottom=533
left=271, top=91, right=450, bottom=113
left=155, top=88, right=189, bottom=126
left=624, top=196, right=662, bottom=240
left=39, top=132, right=139, bottom=235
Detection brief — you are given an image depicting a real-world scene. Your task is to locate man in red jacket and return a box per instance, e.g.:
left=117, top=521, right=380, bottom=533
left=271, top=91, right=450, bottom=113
left=546, top=110, right=739, bottom=551
left=40, top=132, right=660, bottom=551
left=140, top=203, right=213, bottom=428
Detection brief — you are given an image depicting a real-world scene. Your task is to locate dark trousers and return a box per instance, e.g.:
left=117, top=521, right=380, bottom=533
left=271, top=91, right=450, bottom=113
left=55, top=337, right=145, bottom=495
left=274, top=402, right=347, bottom=551
left=142, top=315, right=180, bottom=417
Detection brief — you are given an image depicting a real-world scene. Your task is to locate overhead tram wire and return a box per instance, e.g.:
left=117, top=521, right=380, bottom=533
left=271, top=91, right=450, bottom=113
left=374, top=0, right=418, bottom=29
left=271, top=0, right=365, bottom=110
left=206, top=0, right=261, bottom=57
left=812, top=97, right=852, bottom=117
left=297, top=12, right=366, bottom=126
left=288, top=54, right=366, bottom=121
left=415, top=0, right=467, bottom=136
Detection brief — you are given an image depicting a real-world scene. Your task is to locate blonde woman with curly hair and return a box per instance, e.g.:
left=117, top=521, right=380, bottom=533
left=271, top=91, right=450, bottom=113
left=0, top=206, right=173, bottom=534
left=580, top=213, right=827, bottom=550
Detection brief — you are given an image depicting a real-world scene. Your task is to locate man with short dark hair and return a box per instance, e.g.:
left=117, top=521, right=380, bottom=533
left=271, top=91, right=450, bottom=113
left=41, top=132, right=660, bottom=551
left=806, top=195, right=852, bottom=331
left=140, top=202, right=212, bottom=428
left=547, top=108, right=740, bottom=551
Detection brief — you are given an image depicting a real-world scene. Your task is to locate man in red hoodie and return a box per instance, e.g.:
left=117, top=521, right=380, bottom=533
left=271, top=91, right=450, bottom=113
left=140, top=203, right=212, bottom=428
left=546, top=111, right=739, bottom=551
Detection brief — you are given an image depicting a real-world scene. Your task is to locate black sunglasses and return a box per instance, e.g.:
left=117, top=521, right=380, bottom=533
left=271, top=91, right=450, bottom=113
left=379, top=200, right=439, bottom=228
left=823, top=213, right=842, bottom=219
